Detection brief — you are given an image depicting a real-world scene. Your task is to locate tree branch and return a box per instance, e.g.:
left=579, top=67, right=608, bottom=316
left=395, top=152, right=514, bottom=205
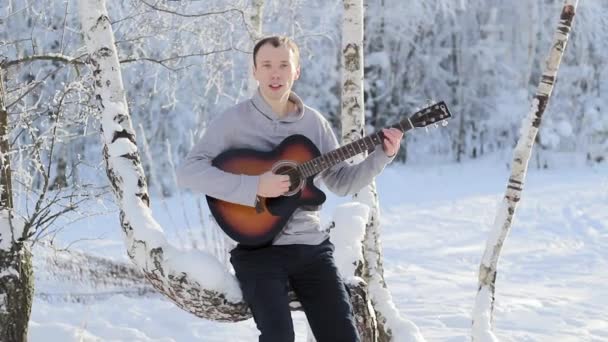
left=2, top=54, right=86, bottom=68
left=120, top=48, right=234, bottom=71
left=138, top=0, right=254, bottom=39
left=140, top=0, right=245, bottom=19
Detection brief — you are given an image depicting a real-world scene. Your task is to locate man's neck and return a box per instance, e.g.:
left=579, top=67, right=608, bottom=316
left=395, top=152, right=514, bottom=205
left=262, top=93, right=292, bottom=118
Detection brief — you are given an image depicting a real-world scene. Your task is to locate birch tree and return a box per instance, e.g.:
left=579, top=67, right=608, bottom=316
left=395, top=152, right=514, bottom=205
left=341, top=1, right=424, bottom=341
left=0, top=61, right=33, bottom=342
left=472, top=1, right=579, bottom=340
left=245, top=0, right=265, bottom=97
left=340, top=1, right=379, bottom=340
left=0, top=54, right=101, bottom=342
left=77, top=0, right=255, bottom=322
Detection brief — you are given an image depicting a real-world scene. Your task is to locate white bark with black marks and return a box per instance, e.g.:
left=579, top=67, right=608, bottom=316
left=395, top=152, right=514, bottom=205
left=342, top=1, right=422, bottom=341
left=340, top=1, right=378, bottom=340
left=245, top=0, right=265, bottom=97
left=472, top=1, right=579, bottom=340
left=342, top=1, right=425, bottom=341
left=77, top=0, right=252, bottom=322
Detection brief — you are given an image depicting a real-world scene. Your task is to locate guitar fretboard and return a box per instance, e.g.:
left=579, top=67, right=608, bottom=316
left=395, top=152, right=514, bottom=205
left=297, top=121, right=411, bottom=178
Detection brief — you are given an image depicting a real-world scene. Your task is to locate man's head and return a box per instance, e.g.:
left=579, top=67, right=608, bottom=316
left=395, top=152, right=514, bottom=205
left=252, top=36, right=301, bottom=102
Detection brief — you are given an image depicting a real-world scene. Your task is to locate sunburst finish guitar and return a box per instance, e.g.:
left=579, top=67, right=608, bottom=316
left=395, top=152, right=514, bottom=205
left=207, top=102, right=452, bottom=246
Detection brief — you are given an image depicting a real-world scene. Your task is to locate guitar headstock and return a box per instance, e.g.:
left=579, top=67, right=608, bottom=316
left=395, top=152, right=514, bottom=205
left=400, top=101, right=452, bottom=130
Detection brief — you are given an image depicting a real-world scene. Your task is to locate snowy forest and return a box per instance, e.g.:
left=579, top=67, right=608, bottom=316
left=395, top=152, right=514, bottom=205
left=0, top=0, right=607, bottom=341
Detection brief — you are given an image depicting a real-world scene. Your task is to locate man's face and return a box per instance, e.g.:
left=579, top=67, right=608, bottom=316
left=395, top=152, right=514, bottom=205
left=253, top=43, right=300, bottom=102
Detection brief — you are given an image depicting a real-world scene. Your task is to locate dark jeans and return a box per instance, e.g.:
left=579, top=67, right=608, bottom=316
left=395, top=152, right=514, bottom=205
left=230, top=239, right=360, bottom=342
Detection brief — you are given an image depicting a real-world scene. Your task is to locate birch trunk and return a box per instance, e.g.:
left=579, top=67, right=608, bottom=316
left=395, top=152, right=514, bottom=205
left=77, top=0, right=251, bottom=322
left=0, top=62, right=34, bottom=342
left=342, top=1, right=425, bottom=341
left=340, top=1, right=378, bottom=340
left=245, top=0, right=265, bottom=97
left=249, top=0, right=264, bottom=40
left=472, top=2, right=579, bottom=340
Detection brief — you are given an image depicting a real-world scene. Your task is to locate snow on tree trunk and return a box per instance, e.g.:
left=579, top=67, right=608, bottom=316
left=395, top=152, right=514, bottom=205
left=340, top=1, right=378, bottom=340
left=249, top=0, right=265, bottom=41
left=0, top=63, right=34, bottom=342
left=341, top=1, right=425, bottom=341
left=77, top=0, right=251, bottom=322
left=472, top=1, right=579, bottom=340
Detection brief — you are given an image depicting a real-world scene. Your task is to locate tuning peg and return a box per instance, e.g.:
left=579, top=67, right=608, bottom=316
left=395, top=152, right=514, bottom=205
left=442, top=120, right=449, bottom=127
left=434, top=123, right=439, bottom=129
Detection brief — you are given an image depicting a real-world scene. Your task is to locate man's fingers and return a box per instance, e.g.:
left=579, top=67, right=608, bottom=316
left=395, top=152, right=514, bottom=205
left=385, top=139, right=394, bottom=151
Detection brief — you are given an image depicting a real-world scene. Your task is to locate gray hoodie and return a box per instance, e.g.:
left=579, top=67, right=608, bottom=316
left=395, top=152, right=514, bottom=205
left=176, top=89, right=394, bottom=245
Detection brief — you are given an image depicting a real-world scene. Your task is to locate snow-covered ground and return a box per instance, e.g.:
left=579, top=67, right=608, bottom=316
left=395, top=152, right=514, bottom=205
left=29, top=154, right=608, bottom=341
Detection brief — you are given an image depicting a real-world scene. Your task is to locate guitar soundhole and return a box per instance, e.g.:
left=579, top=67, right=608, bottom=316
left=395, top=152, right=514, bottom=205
left=272, top=161, right=305, bottom=196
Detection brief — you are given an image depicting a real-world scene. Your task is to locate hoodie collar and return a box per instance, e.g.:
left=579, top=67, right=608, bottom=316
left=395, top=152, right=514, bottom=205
left=251, top=88, right=304, bottom=122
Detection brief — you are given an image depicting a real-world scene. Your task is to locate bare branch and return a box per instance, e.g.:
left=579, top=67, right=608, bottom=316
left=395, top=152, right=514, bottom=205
left=140, top=0, right=244, bottom=18
left=110, top=9, right=155, bottom=25
left=115, top=35, right=158, bottom=45
left=120, top=48, right=235, bottom=71
left=18, top=91, right=69, bottom=238
left=0, top=38, right=33, bottom=47
left=6, top=65, right=67, bottom=109
left=2, top=54, right=86, bottom=68
left=138, top=0, right=254, bottom=39
left=0, top=4, right=33, bottom=21
left=60, top=1, right=69, bottom=54
left=2, top=47, right=247, bottom=75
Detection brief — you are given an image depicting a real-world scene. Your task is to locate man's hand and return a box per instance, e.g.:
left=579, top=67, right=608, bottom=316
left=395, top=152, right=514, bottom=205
left=257, top=170, right=291, bottom=198
left=382, top=128, right=403, bottom=157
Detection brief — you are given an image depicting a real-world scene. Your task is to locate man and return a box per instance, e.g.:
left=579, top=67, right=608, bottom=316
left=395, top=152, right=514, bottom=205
left=177, top=36, right=403, bottom=342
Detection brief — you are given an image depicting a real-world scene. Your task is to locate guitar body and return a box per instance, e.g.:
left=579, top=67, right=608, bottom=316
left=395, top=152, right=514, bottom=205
left=206, top=134, right=326, bottom=247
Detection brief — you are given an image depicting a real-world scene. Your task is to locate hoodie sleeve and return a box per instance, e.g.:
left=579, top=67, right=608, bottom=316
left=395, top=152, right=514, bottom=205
left=176, top=114, right=260, bottom=207
left=318, top=118, right=394, bottom=196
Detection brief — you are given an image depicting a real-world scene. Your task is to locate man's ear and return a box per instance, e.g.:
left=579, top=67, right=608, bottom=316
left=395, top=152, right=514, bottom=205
left=295, top=65, right=301, bottom=80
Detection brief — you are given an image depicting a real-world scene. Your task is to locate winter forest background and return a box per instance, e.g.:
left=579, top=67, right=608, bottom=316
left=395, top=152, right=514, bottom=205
left=2, top=0, right=607, bottom=199
left=1, top=0, right=607, bottom=341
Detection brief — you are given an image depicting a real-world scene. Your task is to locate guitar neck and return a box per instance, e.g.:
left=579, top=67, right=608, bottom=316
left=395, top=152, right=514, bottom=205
left=298, top=121, right=412, bottom=178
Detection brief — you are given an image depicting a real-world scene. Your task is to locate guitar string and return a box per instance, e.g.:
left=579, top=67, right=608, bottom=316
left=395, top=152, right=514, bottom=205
left=272, top=106, right=445, bottom=180
left=273, top=133, right=381, bottom=180
left=273, top=130, right=390, bottom=179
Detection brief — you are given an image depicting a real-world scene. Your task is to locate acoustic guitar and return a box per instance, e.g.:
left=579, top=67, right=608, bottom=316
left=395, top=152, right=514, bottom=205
left=207, top=102, right=452, bottom=246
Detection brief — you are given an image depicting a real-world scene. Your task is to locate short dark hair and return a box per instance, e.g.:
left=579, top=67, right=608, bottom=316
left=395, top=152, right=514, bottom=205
left=252, top=36, right=300, bottom=67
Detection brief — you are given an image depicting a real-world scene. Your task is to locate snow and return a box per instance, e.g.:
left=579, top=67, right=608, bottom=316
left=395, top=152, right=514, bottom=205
left=472, top=286, right=499, bottom=342
left=28, top=155, right=608, bottom=341
left=0, top=209, right=26, bottom=251
left=162, top=246, right=242, bottom=302
left=329, top=202, right=369, bottom=283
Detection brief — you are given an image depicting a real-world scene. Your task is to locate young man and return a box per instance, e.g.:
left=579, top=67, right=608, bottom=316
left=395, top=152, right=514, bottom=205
left=177, top=36, right=403, bottom=342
